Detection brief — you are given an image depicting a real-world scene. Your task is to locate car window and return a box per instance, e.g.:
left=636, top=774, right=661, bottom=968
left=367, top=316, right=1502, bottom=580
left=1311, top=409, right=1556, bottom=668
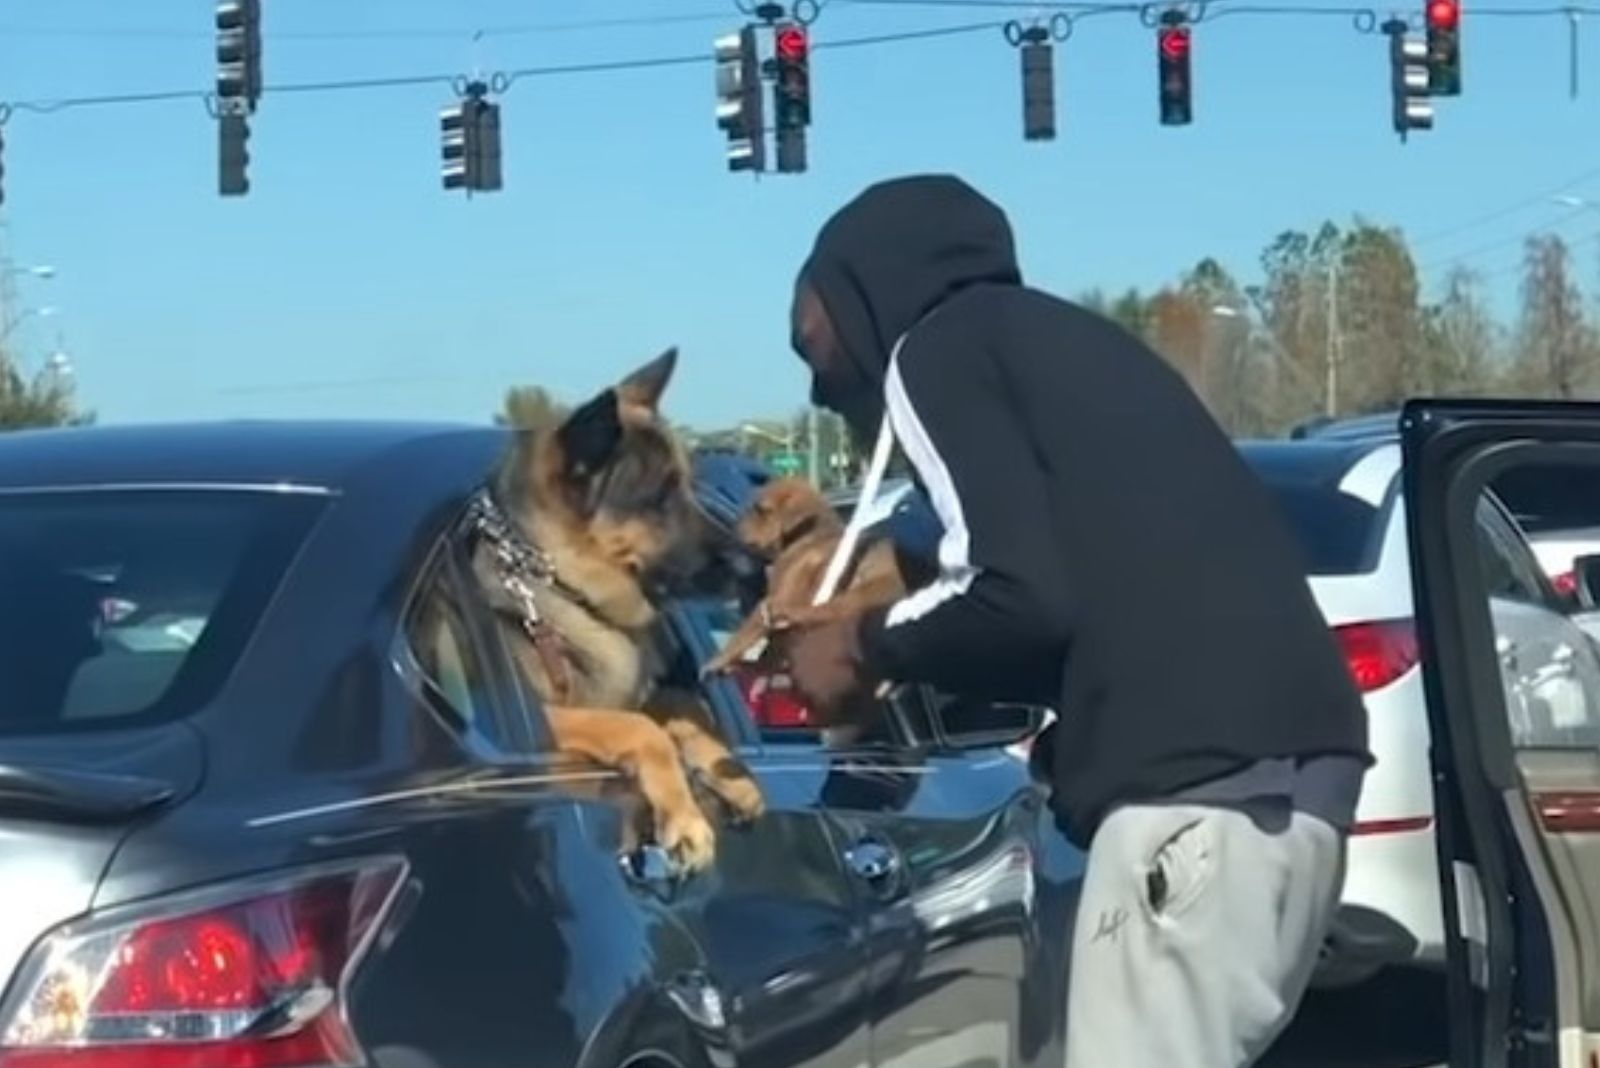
left=402, top=552, right=529, bottom=756
left=1466, top=476, right=1600, bottom=750
left=1493, top=464, right=1600, bottom=536
left=1475, top=498, right=1549, bottom=607
left=684, top=599, right=822, bottom=744
left=0, top=488, right=324, bottom=735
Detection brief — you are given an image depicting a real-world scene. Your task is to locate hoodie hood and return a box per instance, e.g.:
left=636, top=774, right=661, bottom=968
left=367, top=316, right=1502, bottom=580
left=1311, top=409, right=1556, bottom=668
left=799, top=174, right=1022, bottom=391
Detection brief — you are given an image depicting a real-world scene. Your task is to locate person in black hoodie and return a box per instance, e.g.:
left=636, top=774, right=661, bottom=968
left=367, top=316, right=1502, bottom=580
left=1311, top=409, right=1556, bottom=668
left=781, top=174, right=1371, bottom=1068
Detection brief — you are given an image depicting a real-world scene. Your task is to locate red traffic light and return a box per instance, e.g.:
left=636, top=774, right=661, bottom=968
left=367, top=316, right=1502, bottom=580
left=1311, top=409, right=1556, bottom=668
left=1159, top=26, right=1191, bottom=61
left=1427, top=0, right=1459, bottom=27
left=776, top=26, right=809, bottom=62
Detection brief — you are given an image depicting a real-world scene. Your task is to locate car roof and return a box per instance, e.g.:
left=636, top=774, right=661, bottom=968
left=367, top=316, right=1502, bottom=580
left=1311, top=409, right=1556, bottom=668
left=0, top=420, right=504, bottom=491
left=1236, top=437, right=1397, bottom=481
left=1287, top=411, right=1401, bottom=443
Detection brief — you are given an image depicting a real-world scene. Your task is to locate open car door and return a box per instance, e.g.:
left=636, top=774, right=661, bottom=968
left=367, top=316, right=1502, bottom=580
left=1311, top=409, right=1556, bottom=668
left=1403, top=398, right=1600, bottom=1068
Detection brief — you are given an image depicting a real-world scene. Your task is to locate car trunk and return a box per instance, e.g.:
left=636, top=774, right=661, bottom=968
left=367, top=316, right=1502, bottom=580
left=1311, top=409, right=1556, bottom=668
left=0, top=727, right=202, bottom=1001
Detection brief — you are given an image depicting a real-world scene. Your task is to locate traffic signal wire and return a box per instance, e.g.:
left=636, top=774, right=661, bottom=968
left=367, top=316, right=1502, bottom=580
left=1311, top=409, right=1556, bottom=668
left=0, top=20, right=1005, bottom=117
left=3, top=3, right=1599, bottom=118
left=0, top=10, right=740, bottom=42
left=1412, top=162, right=1600, bottom=248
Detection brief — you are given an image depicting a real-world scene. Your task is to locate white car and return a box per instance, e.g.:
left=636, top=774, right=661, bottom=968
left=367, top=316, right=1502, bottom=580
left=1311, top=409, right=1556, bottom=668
left=1240, top=434, right=1600, bottom=986
left=1492, top=462, right=1600, bottom=599
left=1298, top=410, right=1600, bottom=596
left=841, top=435, right=1600, bottom=988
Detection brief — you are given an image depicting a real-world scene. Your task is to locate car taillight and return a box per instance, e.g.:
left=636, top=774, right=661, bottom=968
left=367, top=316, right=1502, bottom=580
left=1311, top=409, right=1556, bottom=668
left=0, top=859, right=407, bottom=1068
left=1333, top=618, right=1419, bottom=693
left=1554, top=570, right=1579, bottom=599
left=735, top=670, right=815, bottom=729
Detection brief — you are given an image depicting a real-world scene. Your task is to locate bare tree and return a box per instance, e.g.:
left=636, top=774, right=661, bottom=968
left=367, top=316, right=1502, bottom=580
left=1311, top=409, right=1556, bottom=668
left=1422, top=266, right=1502, bottom=396
left=1515, top=234, right=1595, bottom=398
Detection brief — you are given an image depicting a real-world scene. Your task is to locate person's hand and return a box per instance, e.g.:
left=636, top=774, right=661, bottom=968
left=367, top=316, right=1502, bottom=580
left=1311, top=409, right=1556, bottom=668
left=785, top=616, right=875, bottom=714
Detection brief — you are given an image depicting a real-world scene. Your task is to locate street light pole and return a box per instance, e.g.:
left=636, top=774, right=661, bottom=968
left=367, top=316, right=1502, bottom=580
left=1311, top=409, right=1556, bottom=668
left=1211, top=299, right=1321, bottom=398
left=2, top=304, right=57, bottom=342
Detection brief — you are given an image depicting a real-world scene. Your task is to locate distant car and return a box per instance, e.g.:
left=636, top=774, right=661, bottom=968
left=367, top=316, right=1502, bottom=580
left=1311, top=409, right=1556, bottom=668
left=0, top=421, right=1073, bottom=1068
left=1489, top=462, right=1600, bottom=600
left=1239, top=434, right=1600, bottom=986
left=1290, top=410, right=1600, bottom=595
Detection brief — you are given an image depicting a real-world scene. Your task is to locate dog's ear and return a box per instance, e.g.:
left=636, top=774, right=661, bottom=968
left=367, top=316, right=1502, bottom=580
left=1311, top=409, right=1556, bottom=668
left=556, top=388, right=624, bottom=480
left=615, top=348, right=678, bottom=413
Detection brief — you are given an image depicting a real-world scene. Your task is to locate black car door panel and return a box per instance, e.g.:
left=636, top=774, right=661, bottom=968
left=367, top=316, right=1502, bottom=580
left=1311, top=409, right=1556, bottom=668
left=1401, top=400, right=1600, bottom=1068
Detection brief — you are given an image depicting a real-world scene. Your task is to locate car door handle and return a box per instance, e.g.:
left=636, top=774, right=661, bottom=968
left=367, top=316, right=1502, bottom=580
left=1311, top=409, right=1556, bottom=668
left=844, top=838, right=901, bottom=885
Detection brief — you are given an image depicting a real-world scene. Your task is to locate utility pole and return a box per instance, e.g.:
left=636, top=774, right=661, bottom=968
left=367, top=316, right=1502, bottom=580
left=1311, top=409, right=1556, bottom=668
left=807, top=406, right=820, bottom=485
left=1325, top=260, right=1341, bottom=417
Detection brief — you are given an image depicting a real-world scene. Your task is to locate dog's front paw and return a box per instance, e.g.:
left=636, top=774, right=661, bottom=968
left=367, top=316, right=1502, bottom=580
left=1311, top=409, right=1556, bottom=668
left=659, top=806, right=717, bottom=874
left=719, top=774, right=767, bottom=826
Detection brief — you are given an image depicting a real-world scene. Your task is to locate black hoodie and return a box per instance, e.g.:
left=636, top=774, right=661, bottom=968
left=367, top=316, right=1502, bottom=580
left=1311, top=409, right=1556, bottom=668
left=800, top=175, right=1370, bottom=846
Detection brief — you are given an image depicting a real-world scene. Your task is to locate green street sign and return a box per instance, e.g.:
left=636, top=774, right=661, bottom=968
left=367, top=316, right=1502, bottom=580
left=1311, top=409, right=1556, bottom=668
left=769, top=451, right=803, bottom=476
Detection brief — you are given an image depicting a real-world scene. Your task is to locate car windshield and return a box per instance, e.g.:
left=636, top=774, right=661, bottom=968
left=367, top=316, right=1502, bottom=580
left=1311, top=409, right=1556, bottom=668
left=1238, top=444, right=1389, bottom=576
left=0, top=489, right=324, bottom=735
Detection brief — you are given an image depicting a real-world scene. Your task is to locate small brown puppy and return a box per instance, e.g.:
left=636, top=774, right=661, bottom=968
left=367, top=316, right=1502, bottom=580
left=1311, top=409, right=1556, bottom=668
left=704, top=476, right=905, bottom=677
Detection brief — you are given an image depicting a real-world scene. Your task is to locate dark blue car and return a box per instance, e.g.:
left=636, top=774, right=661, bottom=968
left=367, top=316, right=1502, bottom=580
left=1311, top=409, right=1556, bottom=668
left=0, top=422, right=1080, bottom=1068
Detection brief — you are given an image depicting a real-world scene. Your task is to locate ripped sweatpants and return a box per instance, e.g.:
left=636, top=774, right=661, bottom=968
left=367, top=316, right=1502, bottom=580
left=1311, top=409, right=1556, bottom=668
left=1062, top=798, right=1346, bottom=1068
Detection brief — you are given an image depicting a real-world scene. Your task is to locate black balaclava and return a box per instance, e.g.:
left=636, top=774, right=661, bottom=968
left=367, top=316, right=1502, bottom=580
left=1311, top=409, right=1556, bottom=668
left=797, top=174, right=1022, bottom=444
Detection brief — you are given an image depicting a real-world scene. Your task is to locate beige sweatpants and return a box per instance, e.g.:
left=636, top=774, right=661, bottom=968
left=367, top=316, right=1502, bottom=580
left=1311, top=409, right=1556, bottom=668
left=1063, top=798, right=1347, bottom=1068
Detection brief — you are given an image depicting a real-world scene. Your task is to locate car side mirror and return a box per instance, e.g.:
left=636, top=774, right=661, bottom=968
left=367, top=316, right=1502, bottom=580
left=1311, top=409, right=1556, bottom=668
left=927, top=692, right=1051, bottom=751
left=1574, top=554, right=1600, bottom=610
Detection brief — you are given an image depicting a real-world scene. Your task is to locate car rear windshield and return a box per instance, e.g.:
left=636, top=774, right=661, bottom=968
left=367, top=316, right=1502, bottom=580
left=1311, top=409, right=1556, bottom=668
left=0, top=488, right=324, bottom=735
left=1238, top=444, right=1390, bottom=576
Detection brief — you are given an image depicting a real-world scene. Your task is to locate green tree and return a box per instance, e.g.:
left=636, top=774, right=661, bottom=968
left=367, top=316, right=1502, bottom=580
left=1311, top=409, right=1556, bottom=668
left=1334, top=219, right=1428, bottom=411
left=496, top=385, right=569, bottom=431
left=0, top=352, right=88, bottom=430
left=1078, top=287, right=1155, bottom=340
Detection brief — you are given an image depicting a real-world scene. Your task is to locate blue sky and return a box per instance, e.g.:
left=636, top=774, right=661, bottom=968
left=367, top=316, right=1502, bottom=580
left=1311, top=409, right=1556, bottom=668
left=0, top=0, right=1596, bottom=429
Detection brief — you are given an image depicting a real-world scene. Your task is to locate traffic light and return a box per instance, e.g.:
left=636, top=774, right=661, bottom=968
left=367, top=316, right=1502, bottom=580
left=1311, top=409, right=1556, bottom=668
left=1157, top=11, right=1193, bottom=126
left=215, top=0, right=262, bottom=111
left=219, top=111, right=250, bottom=197
left=1019, top=30, right=1055, bottom=141
left=713, top=26, right=765, bottom=173
left=1426, top=0, right=1461, bottom=95
left=476, top=98, right=503, bottom=192
left=773, top=23, right=811, bottom=173
left=440, top=83, right=503, bottom=194
left=1385, top=17, right=1434, bottom=138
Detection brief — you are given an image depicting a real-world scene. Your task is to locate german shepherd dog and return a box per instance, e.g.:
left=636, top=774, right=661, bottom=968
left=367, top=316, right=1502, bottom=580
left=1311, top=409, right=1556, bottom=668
left=469, top=349, right=764, bottom=872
